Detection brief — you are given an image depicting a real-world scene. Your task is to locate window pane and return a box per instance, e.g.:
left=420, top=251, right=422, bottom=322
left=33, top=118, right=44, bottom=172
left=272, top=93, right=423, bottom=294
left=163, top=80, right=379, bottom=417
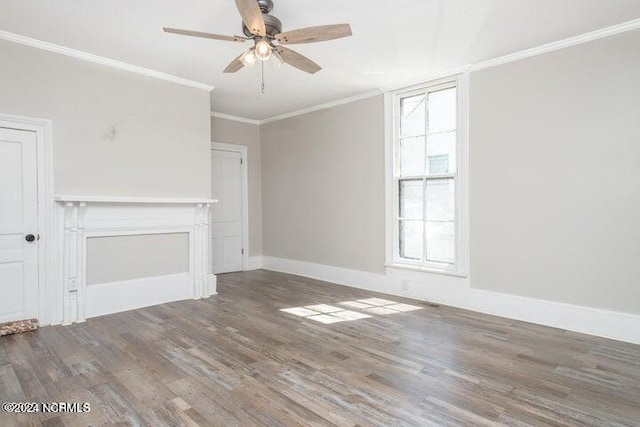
left=426, top=221, right=455, bottom=264
left=428, top=88, right=456, bottom=134
left=426, top=179, right=454, bottom=221
left=400, top=136, right=425, bottom=176
left=399, top=220, right=423, bottom=261
left=400, top=95, right=426, bottom=137
left=427, top=131, right=456, bottom=174
left=399, top=180, right=424, bottom=219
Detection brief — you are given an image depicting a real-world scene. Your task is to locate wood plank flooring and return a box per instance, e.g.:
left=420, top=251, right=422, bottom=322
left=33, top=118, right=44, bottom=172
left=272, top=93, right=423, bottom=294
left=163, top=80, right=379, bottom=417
left=1, top=269, right=639, bottom=426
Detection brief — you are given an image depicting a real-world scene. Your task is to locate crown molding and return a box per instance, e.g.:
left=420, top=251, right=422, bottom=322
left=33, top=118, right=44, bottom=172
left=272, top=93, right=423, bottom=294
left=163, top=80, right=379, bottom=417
left=226, top=18, right=640, bottom=125
left=259, top=90, right=383, bottom=125
left=470, top=17, right=640, bottom=72
left=210, top=112, right=261, bottom=126
left=0, top=30, right=214, bottom=92
left=6, top=17, right=631, bottom=124
left=211, top=89, right=383, bottom=126
left=380, top=66, right=470, bottom=93
left=382, top=18, right=640, bottom=93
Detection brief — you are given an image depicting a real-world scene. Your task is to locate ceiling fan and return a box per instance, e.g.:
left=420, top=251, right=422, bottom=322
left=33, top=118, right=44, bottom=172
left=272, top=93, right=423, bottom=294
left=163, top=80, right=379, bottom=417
left=163, top=0, right=352, bottom=75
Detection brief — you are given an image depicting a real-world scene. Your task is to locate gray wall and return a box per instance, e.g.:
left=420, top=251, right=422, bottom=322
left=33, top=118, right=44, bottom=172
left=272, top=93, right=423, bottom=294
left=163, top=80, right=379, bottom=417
left=258, top=31, right=640, bottom=315
left=0, top=41, right=211, bottom=284
left=87, top=233, right=189, bottom=285
left=260, top=96, right=386, bottom=274
left=469, top=30, right=640, bottom=314
left=211, top=117, right=262, bottom=256
left=0, top=40, right=211, bottom=198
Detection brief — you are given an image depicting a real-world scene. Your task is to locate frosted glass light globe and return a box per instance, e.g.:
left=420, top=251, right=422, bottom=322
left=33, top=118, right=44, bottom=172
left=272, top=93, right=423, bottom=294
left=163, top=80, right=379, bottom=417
left=255, top=39, right=272, bottom=61
left=240, top=48, right=257, bottom=66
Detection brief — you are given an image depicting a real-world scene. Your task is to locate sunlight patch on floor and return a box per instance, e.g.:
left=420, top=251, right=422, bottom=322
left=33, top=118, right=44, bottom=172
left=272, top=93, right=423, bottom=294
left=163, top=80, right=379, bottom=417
left=305, top=304, right=343, bottom=313
left=280, top=298, right=423, bottom=324
left=338, top=301, right=373, bottom=309
left=356, top=298, right=397, bottom=306
left=280, top=307, right=319, bottom=317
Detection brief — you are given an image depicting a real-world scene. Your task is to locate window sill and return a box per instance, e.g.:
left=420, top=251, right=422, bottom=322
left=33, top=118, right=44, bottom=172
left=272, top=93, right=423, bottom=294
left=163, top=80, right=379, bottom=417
left=385, top=263, right=468, bottom=278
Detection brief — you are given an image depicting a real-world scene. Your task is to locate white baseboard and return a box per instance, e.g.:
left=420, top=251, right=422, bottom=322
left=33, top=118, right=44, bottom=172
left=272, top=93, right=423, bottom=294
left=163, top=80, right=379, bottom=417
left=261, top=256, right=640, bottom=345
left=85, top=273, right=193, bottom=319
left=207, top=274, right=217, bottom=296
left=245, top=256, right=264, bottom=271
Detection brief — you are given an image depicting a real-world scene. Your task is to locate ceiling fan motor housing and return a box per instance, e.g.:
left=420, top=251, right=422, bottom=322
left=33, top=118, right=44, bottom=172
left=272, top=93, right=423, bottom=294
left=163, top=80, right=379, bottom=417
left=242, top=0, right=282, bottom=39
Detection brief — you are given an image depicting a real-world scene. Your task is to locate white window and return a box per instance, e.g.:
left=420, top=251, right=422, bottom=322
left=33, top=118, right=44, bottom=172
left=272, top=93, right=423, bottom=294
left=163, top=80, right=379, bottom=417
left=386, top=75, right=468, bottom=276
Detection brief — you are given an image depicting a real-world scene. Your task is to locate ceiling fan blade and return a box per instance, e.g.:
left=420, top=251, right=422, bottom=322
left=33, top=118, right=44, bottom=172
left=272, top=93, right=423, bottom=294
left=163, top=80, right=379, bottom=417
left=163, top=27, right=248, bottom=42
left=223, top=53, right=246, bottom=73
left=234, top=0, right=266, bottom=37
left=276, top=24, right=352, bottom=44
left=274, top=46, right=321, bottom=74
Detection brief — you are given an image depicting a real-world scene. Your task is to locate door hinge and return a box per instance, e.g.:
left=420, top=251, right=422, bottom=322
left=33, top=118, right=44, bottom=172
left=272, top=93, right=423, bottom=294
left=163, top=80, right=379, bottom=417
left=240, top=158, right=243, bottom=165
left=241, top=249, right=244, bottom=255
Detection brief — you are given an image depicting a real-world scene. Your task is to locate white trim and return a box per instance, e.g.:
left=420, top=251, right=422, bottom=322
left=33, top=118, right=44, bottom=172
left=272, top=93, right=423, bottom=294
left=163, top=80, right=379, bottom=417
left=85, top=273, right=192, bottom=319
left=259, top=90, right=383, bottom=125
left=381, top=67, right=470, bottom=94
left=261, top=256, right=640, bottom=345
left=385, top=74, right=469, bottom=277
left=211, top=142, right=250, bottom=272
left=470, top=18, right=640, bottom=72
left=0, top=113, right=56, bottom=326
left=246, top=256, right=263, bottom=271
left=211, top=112, right=261, bottom=126
left=210, top=141, right=248, bottom=153
left=384, top=91, right=395, bottom=268
left=458, top=72, right=470, bottom=278
left=55, top=195, right=216, bottom=204
left=384, top=263, right=465, bottom=278
left=0, top=30, right=214, bottom=92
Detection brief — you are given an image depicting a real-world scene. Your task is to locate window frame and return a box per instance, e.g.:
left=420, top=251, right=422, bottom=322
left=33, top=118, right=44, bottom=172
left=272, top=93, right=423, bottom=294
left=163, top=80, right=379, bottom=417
left=385, top=74, right=469, bottom=277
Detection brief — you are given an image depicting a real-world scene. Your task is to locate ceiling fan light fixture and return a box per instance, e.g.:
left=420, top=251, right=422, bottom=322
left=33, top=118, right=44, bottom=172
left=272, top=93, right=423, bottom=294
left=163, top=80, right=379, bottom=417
left=255, top=38, right=273, bottom=61
left=164, top=1, right=353, bottom=76
left=240, top=48, right=258, bottom=67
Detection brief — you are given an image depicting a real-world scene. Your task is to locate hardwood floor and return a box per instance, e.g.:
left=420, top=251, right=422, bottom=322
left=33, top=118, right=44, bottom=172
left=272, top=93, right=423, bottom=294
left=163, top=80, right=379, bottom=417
left=1, top=270, right=639, bottom=426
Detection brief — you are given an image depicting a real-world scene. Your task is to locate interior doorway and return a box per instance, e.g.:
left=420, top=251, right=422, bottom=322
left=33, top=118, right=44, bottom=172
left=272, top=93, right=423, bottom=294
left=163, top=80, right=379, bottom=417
left=0, top=127, right=39, bottom=323
left=0, top=114, right=55, bottom=324
left=211, top=142, right=249, bottom=274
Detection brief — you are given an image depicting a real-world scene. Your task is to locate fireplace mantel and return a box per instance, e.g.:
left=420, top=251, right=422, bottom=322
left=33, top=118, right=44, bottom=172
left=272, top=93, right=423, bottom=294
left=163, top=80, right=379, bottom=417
left=55, top=196, right=217, bottom=324
left=55, top=195, right=217, bottom=204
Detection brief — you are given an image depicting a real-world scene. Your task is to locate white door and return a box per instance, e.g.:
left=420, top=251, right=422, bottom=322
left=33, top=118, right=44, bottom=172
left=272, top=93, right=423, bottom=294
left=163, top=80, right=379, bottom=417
left=211, top=149, right=244, bottom=274
left=0, top=127, right=39, bottom=323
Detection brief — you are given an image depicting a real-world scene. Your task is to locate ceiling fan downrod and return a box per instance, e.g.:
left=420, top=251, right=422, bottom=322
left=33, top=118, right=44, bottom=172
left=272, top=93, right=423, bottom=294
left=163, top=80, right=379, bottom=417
left=256, top=0, right=274, bottom=14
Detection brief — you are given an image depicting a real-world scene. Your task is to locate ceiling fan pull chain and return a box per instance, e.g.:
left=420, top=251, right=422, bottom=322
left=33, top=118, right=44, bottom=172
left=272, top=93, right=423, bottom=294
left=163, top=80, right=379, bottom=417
left=261, top=60, right=266, bottom=94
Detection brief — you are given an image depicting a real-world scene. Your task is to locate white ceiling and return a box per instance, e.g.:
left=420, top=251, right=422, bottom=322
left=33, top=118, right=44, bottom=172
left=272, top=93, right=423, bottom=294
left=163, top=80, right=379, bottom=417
left=1, top=0, right=639, bottom=120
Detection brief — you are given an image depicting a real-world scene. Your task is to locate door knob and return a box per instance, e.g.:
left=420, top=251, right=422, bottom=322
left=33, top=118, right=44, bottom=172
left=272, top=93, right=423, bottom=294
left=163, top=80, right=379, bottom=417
left=25, top=234, right=36, bottom=242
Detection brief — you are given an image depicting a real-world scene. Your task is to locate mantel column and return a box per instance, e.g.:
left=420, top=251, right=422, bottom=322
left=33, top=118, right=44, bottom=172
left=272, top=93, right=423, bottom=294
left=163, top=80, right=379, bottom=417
left=62, top=202, right=86, bottom=324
